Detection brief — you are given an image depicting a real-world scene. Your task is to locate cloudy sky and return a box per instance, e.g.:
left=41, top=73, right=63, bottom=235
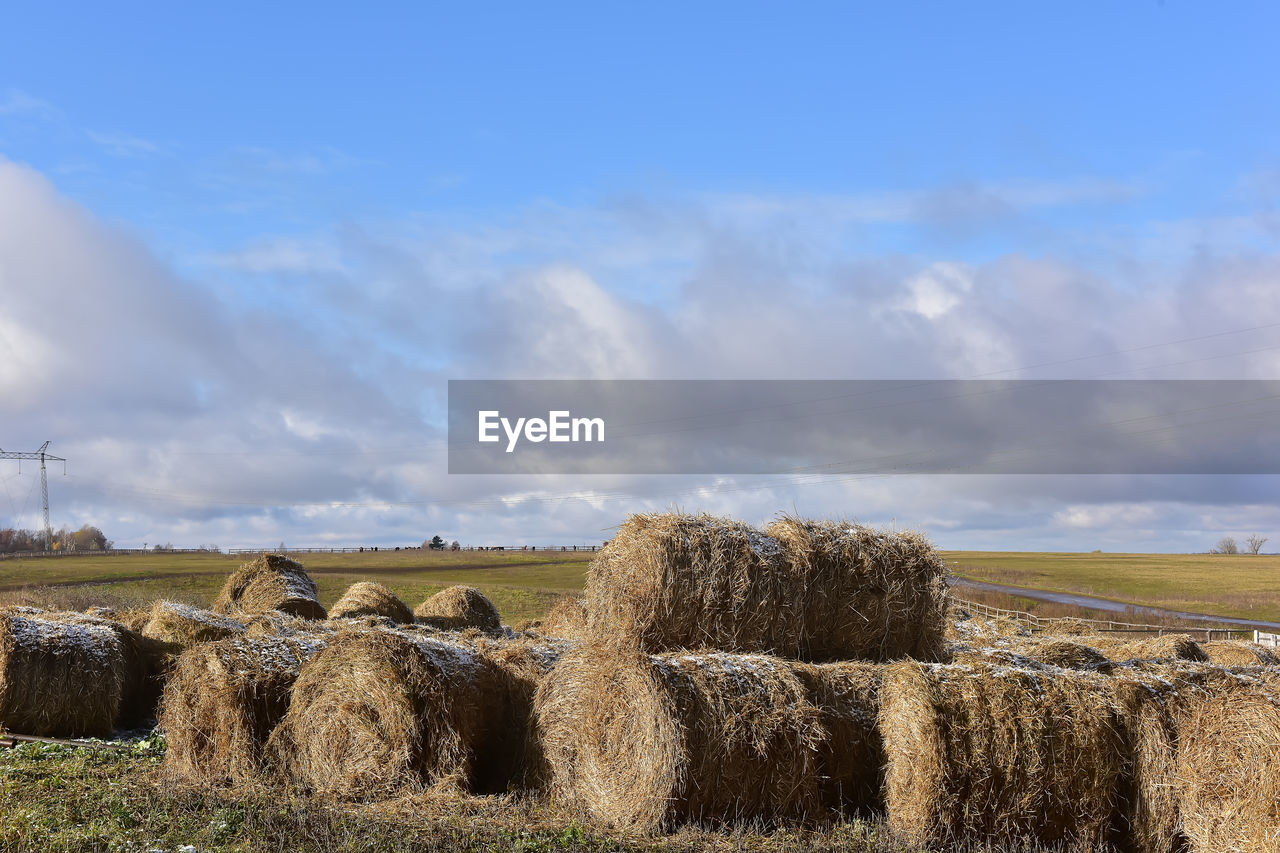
left=1, top=3, right=1278, bottom=551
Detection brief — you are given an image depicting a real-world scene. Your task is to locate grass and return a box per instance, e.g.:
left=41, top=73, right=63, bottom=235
left=0, top=550, right=593, bottom=626
left=944, top=551, right=1280, bottom=624
left=0, top=738, right=1103, bottom=853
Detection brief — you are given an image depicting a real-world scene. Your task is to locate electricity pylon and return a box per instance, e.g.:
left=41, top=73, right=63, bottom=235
left=0, top=441, right=67, bottom=551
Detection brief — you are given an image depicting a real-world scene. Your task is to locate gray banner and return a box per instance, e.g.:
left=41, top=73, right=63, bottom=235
left=447, top=380, right=1280, bottom=475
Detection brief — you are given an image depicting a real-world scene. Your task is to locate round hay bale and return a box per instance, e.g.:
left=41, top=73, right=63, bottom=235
left=413, top=586, right=501, bottom=632
left=158, top=633, right=328, bottom=784
left=1200, top=639, right=1280, bottom=667
left=213, top=554, right=326, bottom=620
left=328, top=582, right=414, bottom=624
left=143, top=600, right=247, bottom=646
left=533, top=642, right=825, bottom=833
left=880, top=661, right=1126, bottom=849
left=270, top=628, right=554, bottom=799
left=584, top=512, right=948, bottom=661
left=1107, top=662, right=1242, bottom=853
left=0, top=609, right=127, bottom=737
left=1178, top=676, right=1280, bottom=853
left=1087, top=633, right=1209, bottom=664
left=793, top=661, right=883, bottom=815
left=765, top=516, right=950, bottom=661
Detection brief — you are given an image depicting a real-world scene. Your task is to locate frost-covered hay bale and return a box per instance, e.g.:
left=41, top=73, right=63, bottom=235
left=328, top=582, right=414, bottom=624
left=213, top=554, right=326, bottom=620
left=880, top=661, right=1126, bottom=849
left=1087, top=633, right=1209, bottom=664
left=953, top=638, right=1113, bottom=672
left=794, top=661, right=883, bottom=814
left=413, top=586, right=501, bottom=632
left=765, top=517, right=950, bottom=661
left=1200, top=640, right=1280, bottom=667
left=158, top=633, right=328, bottom=784
left=584, top=512, right=947, bottom=661
left=1177, top=673, right=1280, bottom=853
left=533, top=642, right=825, bottom=833
left=142, top=600, right=247, bottom=646
left=271, top=628, right=557, bottom=799
left=0, top=609, right=127, bottom=737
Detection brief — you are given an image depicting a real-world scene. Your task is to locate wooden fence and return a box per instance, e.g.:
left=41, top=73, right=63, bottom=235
left=1256, top=630, right=1280, bottom=648
left=953, top=596, right=1249, bottom=641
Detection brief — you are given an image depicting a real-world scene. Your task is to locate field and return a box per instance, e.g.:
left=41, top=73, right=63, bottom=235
left=945, top=550, right=1280, bottom=624
left=2, top=546, right=1278, bottom=852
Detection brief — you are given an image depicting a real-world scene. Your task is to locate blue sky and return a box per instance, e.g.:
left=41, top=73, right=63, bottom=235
left=1, top=3, right=1278, bottom=550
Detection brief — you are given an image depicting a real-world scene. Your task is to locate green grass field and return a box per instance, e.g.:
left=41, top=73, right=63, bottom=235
left=945, top=550, right=1280, bottom=624
left=4, top=547, right=1279, bottom=626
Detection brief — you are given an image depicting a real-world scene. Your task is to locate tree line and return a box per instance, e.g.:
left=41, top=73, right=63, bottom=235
left=0, top=524, right=112, bottom=554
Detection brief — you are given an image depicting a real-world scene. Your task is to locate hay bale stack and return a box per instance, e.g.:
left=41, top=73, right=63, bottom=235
left=880, top=661, right=1126, bottom=849
left=584, top=513, right=948, bottom=661
left=413, top=586, right=501, bottom=632
left=533, top=642, right=825, bottom=833
left=793, top=661, right=883, bottom=814
left=328, top=582, right=414, bottom=624
left=1087, top=633, right=1209, bottom=664
left=1177, top=673, right=1280, bottom=853
left=270, top=628, right=560, bottom=799
left=953, top=638, right=1113, bottom=672
left=159, top=633, right=328, bottom=784
left=1200, top=639, right=1280, bottom=666
left=0, top=609, right=127, bottom=737
left=213, top=554, right=326, bottom=620
left=142, top=600, right=247, bottom=646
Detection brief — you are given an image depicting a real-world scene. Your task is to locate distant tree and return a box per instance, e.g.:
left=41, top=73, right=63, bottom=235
left=1245, top=534, right=1269, bottom=556
left=450, top=540, right=460, bottom=551
left=1212, top=536, right=1239, bottom=555
left=426, top=535, right=446, bottom=551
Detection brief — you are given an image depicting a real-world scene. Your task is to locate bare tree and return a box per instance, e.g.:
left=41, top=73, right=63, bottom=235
left=1212, top=536, right=1239, bottom=555
left=1245, top=534, right=1269, bottom=556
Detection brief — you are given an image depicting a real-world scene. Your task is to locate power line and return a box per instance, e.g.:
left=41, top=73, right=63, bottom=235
left=0, top=442, right=68, bottom=551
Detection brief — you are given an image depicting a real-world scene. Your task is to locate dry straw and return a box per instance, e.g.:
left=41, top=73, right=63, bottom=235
left=793, top=661, right=883, bottom=815
left=270, top=629, right=562, bottom=799
left=951, top=638, right=1114, bottom=673
left=159, top=633, right=328, bottom=784
left=1177, top=670, right=1280, bottom=853
left=1199, top=639, right=1280, bottom=666
left=1107, top=662, right=1241, bottom=853
left=1085, top=633, right=1209, bottom=664
left=328, top=582, right=414, bottom=624
left=585, top=513, right=948, bottom=662
left=880, top=661, right=1126, bottom=850
left=536, top=597, right=589, bottom=641
left=0, top=608, right=127, bottom=737
left=533, top=642, right=826, bottom=834
left=413, top=586, right=501, bottom=632
left=213, top=554, right=326, bottom=620
left=142, top=600, right=247, bottom=646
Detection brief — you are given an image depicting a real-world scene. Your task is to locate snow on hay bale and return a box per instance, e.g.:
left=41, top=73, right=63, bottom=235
left=213, top=554, right=326, bottom=620
left=533, top=642, right=826, bottom=833
left=413, top=586, right=501, bottom=632
left=0, top=608, right=128, bottom=737
left=1200, top=639, right=1280, bottom=667
left=142, top=600, right=247, bottom=646
left=584, top=512, right=948, bottom=661
left=328, top=581, right=414, bottom=624
left=951, top=638, right=1114, bottom=673
left=269, top=629, right=565, bottom=799
left=879, top=661, right=1126, bottom=850
left=1176, top=669, right=1280, bottom=853
left=158, top=632, right=328, bottom=784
